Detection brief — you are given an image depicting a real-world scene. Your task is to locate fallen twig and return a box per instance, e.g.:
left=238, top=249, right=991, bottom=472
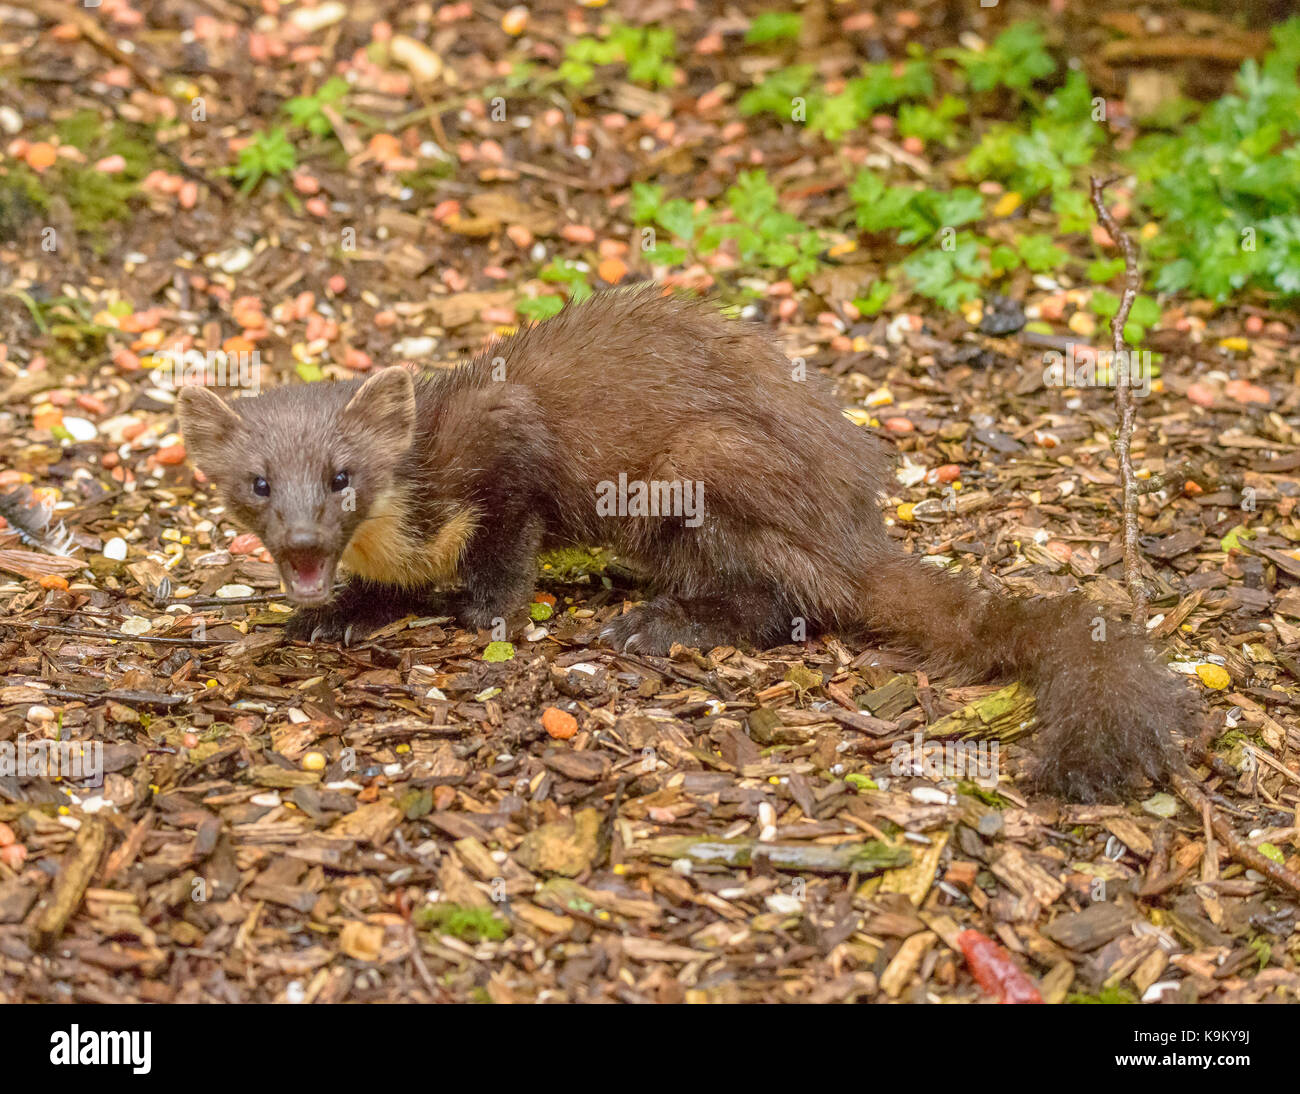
left=7, top=621, right=237, bottom=646
left=1170, top=769, right=1300, bottom=897
left=629, top=835, right=910, bottom=874
left=177, top=592, right=288, bottom=608
left=41, top=687, right=189, bottom=709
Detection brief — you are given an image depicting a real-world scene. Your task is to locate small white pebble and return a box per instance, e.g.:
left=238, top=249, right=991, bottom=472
left=393, top=336, right=437, bottom=358
left=61, top=416, right=98, bottom=442
left=765, top=894, right=803, bottom=916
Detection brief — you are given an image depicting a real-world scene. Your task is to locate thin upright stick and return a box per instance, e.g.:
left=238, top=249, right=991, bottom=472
left=1089, top=175, right=1148, bottom=627
left=1086, top=181, right=1300, bottom=899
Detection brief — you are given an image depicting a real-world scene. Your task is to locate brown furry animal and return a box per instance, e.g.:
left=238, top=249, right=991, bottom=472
left=179, top=286, right=1196, bottom=801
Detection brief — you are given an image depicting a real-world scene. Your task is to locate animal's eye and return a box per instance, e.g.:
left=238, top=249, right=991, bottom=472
left=331, top=470, right=350, bottom=492
left=252, top=476, right=270, bottom=498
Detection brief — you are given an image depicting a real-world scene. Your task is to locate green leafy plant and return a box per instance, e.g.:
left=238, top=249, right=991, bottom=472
left=632, top=175, right=825, bottom=285
left=231, top=128, right=297, bottom=194
left=558, top=20, right=677, bottom=90
left=897, top=94, right=967, bottom=145
left=1089, top=290, right=1163, bottom=344
left=850, top=55, right=935, bottom=115
left=556, top=36, right=614, bottom=88
left=964, top=71, right=1103, bottom=206
left=1015, top=233, right=1069, bottom=272
left=851, top=170, right=984, bottom=244
left=631, top=182, right=694, bottom=264
left=746, top=12, right=802, bottom=45
left=947, top=21, right=1055, bottom=96
left=852, top=280, right=895, bottom=317
left=1086, top=256, right=1128, bottom=283
left=517, top=294, right=566, bottom=321
left=621, top=23, right=677, bottom=89
left=1127, top=19, right=1300, bottom=300
left=283, top=76, right=350, bottom=137
left=630, top=15, right=1300, bottom=317
left=715, top=170, right=825, bottom=285
left=740, top=53, right=935, bottom=141
left=901, top=234, right=989, bottom=309
left=538, top=258, right=594, bottom=302
left=738, top=64, right=815, bottom=120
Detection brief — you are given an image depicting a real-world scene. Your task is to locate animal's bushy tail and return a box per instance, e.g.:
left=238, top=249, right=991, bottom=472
left=856, top=549, right=1195, bottom=801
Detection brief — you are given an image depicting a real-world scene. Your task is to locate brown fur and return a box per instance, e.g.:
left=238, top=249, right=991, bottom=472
left=179, top=286, right=1196, bottom=801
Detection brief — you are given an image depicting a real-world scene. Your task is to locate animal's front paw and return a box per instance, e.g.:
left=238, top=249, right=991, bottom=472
left=600, top=600, right=701, bottom=656
left=447, top=591, right=516, bottom=632
left=285, top=605, right=361, bottom=646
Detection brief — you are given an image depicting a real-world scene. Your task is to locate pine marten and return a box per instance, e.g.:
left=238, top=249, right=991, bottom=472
left=179, top=286, right=1198, bottom=801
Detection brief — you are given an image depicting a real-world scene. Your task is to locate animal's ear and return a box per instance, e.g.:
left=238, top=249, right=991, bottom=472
left=341, top=366, right=416, bottom=463
left=178, top=386, right=243, bottom=475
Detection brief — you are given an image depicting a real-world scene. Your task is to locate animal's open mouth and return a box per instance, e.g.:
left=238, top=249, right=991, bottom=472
left=280, top=551, right=335, bottom=604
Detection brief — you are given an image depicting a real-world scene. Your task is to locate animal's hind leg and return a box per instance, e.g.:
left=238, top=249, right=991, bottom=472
left=601, top=587, right=799, bottom=655
left=599, top=425, right=839, bottom=655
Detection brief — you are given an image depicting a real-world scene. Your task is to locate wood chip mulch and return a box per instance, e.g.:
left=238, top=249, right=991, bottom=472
left=0, top=0, right=1298, bottom=1005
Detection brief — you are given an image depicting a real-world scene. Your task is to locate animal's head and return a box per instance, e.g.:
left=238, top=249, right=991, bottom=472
left=178, top=368, right=416, bottom=604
